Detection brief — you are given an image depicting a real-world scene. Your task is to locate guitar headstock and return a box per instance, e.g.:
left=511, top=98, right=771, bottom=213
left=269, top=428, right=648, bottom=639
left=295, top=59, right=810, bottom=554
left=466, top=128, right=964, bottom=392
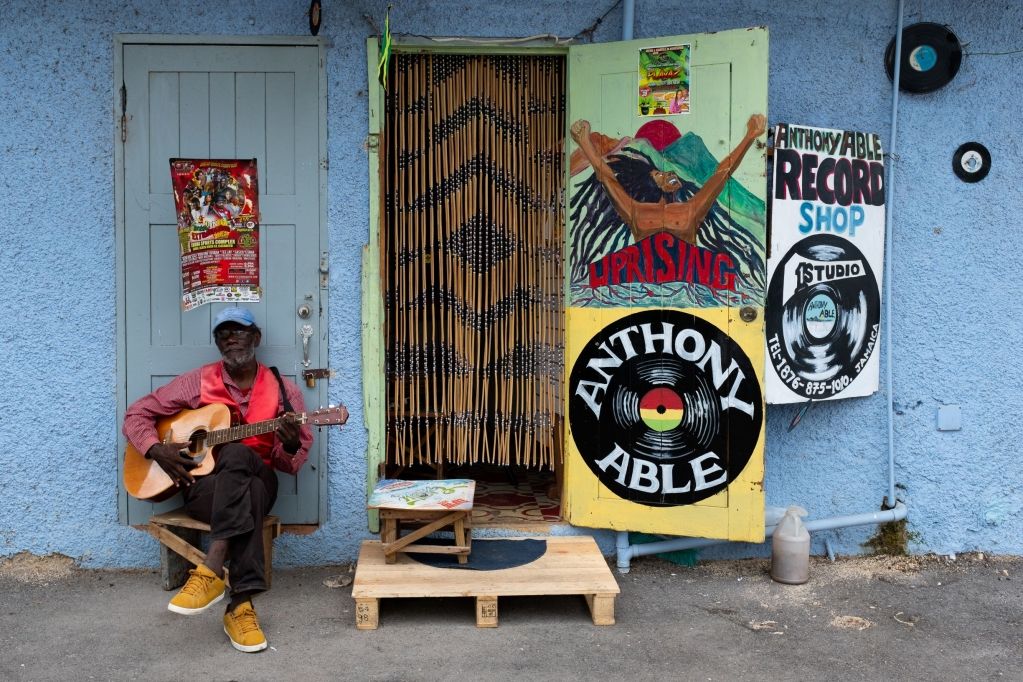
left=308, top=405, right=349, bottom=426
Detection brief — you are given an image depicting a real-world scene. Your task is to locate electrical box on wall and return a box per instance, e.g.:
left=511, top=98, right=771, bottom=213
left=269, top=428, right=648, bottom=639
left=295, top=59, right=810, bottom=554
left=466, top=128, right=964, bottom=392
left=937, top=404, right=962, bottom=431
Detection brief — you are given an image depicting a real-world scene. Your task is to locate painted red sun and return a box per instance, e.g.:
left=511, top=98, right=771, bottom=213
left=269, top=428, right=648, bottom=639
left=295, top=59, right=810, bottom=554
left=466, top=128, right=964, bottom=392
left=634, top=119, right=682, bottom=152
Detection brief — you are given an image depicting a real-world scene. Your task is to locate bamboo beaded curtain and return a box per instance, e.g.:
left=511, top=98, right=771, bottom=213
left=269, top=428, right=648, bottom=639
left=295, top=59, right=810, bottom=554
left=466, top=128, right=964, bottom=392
left=383, top=53, right=566, bottom=469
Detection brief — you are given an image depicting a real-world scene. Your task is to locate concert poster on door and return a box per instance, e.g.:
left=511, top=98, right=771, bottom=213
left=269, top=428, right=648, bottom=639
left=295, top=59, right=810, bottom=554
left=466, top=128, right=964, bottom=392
left=638, top=44, right=690, bottom=116
left=169, top=158, right=261, bottom=311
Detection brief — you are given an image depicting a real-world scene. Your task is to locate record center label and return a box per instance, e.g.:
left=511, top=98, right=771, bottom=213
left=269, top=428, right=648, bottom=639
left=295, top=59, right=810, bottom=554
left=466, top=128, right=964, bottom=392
left=569, top=310, right=763, bottom=506
left=805, top=294, right=837, bottom=339
left=640, top=387, right=685, bottom=431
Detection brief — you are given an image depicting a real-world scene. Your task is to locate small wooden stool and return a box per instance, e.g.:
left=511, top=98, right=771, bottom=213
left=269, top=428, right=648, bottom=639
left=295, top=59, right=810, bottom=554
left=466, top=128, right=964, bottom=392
left=368, top=479, right=475, bottom=565
left=148, top=508, right=281, bottom=590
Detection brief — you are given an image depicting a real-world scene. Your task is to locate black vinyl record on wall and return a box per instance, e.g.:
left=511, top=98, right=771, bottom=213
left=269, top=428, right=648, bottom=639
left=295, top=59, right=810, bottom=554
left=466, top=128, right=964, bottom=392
left=952, top=142, right=991, bottom=183
left=885, top=22, right=962, bottom=93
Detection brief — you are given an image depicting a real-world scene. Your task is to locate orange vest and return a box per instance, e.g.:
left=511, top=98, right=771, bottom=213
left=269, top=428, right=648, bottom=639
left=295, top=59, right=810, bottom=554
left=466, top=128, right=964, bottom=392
left=200, top=362, right=280, bottom=465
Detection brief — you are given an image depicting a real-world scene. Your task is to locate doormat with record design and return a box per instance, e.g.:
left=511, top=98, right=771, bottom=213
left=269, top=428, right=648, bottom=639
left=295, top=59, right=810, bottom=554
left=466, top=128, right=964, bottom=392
left=408, top=538, right=547, bottom=571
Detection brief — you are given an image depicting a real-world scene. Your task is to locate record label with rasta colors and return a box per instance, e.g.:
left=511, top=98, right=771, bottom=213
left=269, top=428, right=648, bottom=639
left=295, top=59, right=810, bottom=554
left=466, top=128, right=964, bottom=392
left=766, top=234, right=880, bottom=400
left=640, top=387, right=685, bottom=431
left=569, top=310, right=763, bottom=506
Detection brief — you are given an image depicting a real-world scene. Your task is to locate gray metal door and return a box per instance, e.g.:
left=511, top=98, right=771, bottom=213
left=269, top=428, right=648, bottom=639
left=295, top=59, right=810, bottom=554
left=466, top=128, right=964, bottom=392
left=118, top=42, right=326, bottom=525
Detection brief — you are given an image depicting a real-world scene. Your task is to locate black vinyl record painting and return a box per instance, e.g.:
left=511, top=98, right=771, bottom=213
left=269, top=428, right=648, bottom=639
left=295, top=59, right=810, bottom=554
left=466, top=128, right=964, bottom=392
left=568, top=310, right=762, bottom=507
left=885, top=22, right=962, bottom=93
left=766, top=234, right=880, bottom=400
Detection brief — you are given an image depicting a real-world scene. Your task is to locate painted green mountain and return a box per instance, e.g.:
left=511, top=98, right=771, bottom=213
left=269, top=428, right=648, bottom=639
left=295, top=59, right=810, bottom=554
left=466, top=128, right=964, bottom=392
left=625, top=134, right=766, bottom=243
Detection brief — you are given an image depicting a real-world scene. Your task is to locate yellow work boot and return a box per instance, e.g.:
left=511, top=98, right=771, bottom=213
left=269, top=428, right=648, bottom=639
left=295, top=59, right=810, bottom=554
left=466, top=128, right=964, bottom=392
left=167, top=564, right=225, bottom=615
left=223, top=600, right=268, bottom=653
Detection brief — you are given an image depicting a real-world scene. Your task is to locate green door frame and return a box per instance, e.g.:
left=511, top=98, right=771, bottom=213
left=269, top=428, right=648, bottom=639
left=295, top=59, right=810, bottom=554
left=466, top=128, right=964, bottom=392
left=362, top=38, right=569, bottom=531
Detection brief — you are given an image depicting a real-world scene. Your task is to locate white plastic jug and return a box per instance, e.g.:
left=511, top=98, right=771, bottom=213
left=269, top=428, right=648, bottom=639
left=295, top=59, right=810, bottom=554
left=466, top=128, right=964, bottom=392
left=770, top=505, right=810, bottom=585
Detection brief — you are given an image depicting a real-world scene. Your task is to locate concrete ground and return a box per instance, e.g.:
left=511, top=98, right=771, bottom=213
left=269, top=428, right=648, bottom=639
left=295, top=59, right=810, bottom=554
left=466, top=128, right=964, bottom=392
left=1, top=551, right=1021, bottom=681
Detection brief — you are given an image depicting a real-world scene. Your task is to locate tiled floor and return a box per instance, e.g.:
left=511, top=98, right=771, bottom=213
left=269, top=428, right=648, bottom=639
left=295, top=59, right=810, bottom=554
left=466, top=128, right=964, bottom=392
left=470, top=470, right=561, bottom=525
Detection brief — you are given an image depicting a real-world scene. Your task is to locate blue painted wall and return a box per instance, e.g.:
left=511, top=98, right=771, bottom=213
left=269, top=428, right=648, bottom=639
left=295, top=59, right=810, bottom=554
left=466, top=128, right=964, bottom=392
left=0, top=0, right=1018, bottom=567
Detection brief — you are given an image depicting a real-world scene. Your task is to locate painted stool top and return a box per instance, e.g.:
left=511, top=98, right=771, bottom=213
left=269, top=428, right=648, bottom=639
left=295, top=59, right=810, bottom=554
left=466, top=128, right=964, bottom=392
left=368, top=479, right=476, bottom=511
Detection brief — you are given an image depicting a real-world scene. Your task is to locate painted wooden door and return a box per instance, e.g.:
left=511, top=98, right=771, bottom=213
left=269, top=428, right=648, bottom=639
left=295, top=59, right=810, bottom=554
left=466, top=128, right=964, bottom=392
left=118, top=43, right=326, bottom=525
left=563, top=28, right=768, bottom=541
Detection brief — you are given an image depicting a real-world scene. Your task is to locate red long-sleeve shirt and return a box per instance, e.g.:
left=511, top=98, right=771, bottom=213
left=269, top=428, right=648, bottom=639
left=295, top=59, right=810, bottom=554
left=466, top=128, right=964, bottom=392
left=123, top=364, right=313, bottom=475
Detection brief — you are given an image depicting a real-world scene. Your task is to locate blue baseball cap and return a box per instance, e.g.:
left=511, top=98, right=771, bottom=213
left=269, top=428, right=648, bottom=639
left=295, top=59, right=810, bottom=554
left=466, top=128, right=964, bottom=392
left=212, top=306, right=258, bottom=331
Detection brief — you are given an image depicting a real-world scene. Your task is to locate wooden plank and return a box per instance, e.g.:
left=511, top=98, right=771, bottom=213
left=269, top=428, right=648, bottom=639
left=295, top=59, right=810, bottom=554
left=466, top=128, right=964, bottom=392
left=159, top=526, right=201, bottom=590
left=151, top=510, right=212, bottom=531
left=262, top=524, right=274, bottom=589
left=360, top=539, right=613, bottom=576
left=151, top=510, right=280, bottom=533
left=454, top=516, right=468, bottom=565
left=147, top=71, right=179, bottom=195
left=476, top=596, right=498, bottom=628
left=209, top=71, right=236, bottom=157
left=265, top=72, right=296, bottom=195
left=585, top=593, right=616, bottom=626
left=355, top=598, right=379, bottom=630
left=379, top=508, right=471, bottom=521
left=264, top=226, right=298, bottom=348
left=148, top=524, right=206, bottom=567
left=397, top=544, right=469, bottom=555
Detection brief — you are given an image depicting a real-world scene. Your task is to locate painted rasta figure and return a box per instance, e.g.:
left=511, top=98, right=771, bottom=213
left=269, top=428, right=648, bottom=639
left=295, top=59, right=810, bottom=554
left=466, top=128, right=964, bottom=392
left=568, top=114, right=768, bottom=300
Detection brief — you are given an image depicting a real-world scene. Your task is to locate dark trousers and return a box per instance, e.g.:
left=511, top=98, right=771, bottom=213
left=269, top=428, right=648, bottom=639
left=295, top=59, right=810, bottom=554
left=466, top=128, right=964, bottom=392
left=183, top=443, right=278, bottom=596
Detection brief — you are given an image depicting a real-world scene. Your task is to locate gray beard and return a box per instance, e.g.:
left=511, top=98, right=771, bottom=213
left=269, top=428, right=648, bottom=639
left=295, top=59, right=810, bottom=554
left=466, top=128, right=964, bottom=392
left=222, top=347, right=256, bottom=371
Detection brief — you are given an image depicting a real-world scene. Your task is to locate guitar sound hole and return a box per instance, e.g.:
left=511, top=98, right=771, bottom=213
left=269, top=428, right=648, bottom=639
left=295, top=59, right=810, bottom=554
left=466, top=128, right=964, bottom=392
left=188, top=430, right=209, bottom=462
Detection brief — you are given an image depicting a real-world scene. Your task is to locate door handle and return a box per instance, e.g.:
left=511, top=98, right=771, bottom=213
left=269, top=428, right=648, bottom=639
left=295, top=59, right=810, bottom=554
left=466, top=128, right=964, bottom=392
left=300, top=324, right=314, bottom=367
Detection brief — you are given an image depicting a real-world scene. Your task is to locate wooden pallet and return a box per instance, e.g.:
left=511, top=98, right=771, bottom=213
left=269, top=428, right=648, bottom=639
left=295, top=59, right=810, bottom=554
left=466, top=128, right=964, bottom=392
left=352, top=536, right=619, bottom=629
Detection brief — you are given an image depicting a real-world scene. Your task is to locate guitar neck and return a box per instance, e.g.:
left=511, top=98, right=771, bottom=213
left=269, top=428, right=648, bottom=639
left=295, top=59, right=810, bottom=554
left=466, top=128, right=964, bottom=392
left=205, top=415, right=296, bottom=447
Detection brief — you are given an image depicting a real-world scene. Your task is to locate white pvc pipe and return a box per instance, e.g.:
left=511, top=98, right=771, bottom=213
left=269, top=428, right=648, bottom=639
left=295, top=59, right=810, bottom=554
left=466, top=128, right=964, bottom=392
left=616, top=503, right=908, bottom=570
left=622, top=0, right=635, bottom=41
left=884, top=0, right=905, bottom=509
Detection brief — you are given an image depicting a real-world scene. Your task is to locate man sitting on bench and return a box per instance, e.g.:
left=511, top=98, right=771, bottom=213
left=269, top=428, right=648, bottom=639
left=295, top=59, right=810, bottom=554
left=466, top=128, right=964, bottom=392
left=123, top=306, right=332, bottom=652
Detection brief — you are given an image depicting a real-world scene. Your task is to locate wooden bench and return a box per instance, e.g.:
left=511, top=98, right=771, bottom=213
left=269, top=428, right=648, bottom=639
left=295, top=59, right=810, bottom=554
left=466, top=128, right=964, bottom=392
left=368, top=479, right=475, bottom=565
left=148, top=508, right=281, bottom=590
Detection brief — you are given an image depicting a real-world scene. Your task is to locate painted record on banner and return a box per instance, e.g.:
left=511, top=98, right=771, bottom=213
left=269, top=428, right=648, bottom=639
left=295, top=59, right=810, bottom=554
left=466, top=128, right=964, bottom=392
left=569, top=309, right=762, bottom=507
left=766, top=234, right=880, bottom=400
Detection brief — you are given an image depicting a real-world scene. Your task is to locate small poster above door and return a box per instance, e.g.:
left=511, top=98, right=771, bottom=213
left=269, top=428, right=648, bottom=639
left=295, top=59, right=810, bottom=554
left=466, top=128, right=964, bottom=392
left=638, top=44, right=690, bottom=116
left=169, top=158, right=261, bottom=310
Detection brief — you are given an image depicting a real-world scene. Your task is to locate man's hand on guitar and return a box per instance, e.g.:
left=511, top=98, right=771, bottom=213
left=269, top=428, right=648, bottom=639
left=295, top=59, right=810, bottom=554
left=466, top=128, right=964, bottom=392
left=277, top=414, right=303, bottom=455
left=146, top=442, right=198, bottom=487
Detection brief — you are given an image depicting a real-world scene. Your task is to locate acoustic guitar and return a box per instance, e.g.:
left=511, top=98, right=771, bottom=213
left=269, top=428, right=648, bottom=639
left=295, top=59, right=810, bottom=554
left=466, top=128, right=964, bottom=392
left=123, top=403, right=346, bottom=502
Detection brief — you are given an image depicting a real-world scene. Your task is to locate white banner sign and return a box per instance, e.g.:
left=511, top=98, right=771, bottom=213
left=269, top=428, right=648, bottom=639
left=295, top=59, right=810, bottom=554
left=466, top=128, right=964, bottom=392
left=765, top=124, right=886, bottom=404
